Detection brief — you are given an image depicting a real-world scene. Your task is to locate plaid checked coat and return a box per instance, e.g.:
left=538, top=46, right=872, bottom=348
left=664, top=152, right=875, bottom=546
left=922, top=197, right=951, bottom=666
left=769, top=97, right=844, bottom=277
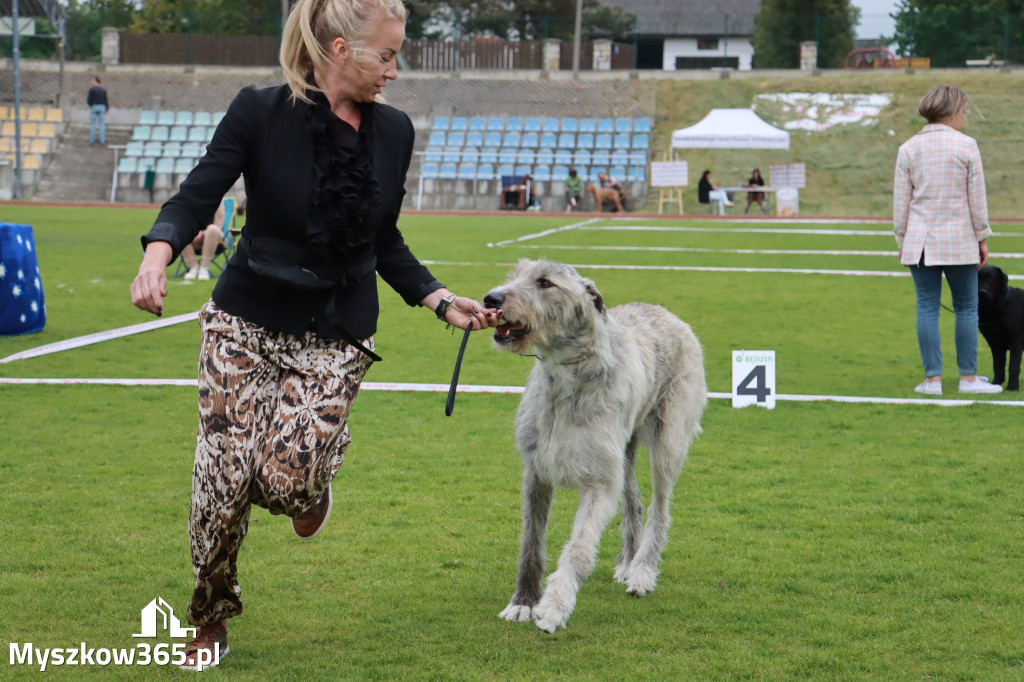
left=893, top=123, right=992, bottom=266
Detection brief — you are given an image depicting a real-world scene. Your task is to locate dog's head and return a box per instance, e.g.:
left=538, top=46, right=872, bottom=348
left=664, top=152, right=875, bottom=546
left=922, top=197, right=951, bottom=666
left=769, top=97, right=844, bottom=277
left=483, top=259, right=606, bottom=355
left=978, top=264, right=1009, bottom=314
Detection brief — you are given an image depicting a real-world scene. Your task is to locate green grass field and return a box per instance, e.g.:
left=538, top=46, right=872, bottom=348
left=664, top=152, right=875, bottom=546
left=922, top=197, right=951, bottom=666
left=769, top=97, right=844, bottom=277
left=2, top=205, right=1024, bottom=680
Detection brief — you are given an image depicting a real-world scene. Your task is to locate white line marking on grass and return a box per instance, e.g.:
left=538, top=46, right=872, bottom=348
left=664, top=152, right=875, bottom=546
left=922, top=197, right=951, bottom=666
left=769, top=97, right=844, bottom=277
left=0, top=311, right=199, bottom=364
left=511, top=244, right=1024, bottom=259
left=2, top=377, right=1022, bottom=407
left=424, top=259, right=912, bottom=277
left=579, top=225, right=1024, bottom=238
left=488, top=217, right=601, bottom=247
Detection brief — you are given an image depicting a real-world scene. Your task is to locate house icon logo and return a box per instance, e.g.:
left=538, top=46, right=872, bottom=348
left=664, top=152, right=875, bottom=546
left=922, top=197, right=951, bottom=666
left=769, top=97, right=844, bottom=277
left=132, top=597, right=196, bottom=639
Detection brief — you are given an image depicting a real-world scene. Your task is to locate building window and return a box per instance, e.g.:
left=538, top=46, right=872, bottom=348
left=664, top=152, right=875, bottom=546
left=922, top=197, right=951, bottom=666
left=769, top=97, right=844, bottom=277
left=697, top=38, right=719, bottom=50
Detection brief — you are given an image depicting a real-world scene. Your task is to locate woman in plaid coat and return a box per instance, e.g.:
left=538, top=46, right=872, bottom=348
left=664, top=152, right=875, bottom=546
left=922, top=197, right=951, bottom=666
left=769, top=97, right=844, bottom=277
left=894, top=84, right=1002, bottom=395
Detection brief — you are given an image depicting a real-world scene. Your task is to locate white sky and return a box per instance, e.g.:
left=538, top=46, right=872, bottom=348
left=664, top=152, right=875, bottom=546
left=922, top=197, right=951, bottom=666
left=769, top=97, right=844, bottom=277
left=851, top=0, right=900, bottom=39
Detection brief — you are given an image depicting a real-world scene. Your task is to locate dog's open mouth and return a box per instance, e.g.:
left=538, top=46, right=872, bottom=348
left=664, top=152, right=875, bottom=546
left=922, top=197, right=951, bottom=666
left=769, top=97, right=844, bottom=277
left=494, top=319, right=528, bottom=344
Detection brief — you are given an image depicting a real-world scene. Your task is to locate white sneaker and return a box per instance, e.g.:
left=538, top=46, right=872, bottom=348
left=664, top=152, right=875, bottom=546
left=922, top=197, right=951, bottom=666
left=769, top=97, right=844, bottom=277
left=959, top=378, right=1003, bottom=394
left=915, top=380, right=942, bottom=395
left=197, top=267, right=211, bottom=280
left=184, top=267, right=200, bottom=280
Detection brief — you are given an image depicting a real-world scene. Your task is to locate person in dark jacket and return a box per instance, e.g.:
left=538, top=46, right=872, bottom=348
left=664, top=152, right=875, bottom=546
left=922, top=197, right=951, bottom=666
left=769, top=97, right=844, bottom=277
left=86, top=76, right=108, bottom=145
left=129, top=0, right=499, bottom=669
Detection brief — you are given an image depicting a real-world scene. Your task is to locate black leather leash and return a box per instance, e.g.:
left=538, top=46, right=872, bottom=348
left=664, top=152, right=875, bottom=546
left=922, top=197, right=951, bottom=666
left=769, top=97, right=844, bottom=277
left=445, top=322, right=474, bottom=416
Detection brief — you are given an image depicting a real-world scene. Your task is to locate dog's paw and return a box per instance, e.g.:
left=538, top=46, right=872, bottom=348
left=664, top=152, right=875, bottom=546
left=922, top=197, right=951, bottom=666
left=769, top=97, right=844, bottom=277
left=613, top=562, right=630, bottom=585
left=532, top=595, right=572, bottom=633
left=625, top=562, right=659, bottom=597
left=498, top=603, right=535, bottom=623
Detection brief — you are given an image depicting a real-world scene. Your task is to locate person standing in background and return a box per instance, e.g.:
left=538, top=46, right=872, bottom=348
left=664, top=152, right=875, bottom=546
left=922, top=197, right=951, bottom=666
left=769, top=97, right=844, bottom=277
left=87, top=76, right=108, bottom=146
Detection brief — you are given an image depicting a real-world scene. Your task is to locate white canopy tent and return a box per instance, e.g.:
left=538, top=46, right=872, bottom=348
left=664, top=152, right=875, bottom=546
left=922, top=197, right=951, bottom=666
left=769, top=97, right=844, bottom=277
left=671, top=109, right=790, bottom=159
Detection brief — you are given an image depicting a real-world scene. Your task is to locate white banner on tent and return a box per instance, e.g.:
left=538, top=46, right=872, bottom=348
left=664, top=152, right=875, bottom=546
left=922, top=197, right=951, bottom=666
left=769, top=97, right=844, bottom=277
left=651, top=161, right=688, bottom=187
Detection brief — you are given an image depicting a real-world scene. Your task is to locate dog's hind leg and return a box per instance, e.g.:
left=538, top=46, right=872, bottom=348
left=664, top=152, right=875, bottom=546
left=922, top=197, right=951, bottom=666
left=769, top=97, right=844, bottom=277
left=615, top=434, right=644, bottom=585
left=499, top=472, right=554, bottom=623
left=534, top=485, right=620, bottom=633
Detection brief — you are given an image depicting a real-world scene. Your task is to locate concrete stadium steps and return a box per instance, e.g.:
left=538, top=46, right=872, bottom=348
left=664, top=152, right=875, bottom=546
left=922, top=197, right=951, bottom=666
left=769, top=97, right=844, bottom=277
left=32, top=126, right=131, bottom=202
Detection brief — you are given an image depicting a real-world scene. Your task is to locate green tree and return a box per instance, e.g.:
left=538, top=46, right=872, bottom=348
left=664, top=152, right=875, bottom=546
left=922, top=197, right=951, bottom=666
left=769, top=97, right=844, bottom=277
left=130, top=0, right=283, bottom=36
left=889, top=0, right=1024, bottom=67
left=751, top=0, right=859, bottom=69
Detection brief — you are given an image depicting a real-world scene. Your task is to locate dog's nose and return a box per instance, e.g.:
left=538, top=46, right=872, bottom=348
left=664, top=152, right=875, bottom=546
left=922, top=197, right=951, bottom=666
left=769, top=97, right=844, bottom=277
left=483, top=292, right=504, bottom=309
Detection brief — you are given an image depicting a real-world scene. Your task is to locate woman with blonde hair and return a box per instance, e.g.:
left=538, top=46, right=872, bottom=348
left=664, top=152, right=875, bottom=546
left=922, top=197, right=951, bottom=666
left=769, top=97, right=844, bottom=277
left=130, top=0, right=499, bottom=668
left=894, top=84, right=1001, bottom=395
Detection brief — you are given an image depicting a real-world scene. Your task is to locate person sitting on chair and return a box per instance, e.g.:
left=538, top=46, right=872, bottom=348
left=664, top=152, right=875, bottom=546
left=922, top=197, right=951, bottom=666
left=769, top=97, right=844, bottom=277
left=745, top=168, right=766, bottom=215
left=697, top=169, right=733, bottom=215
left=564, top=168, right=583, bottom=212
left=183, top=200, right=226, bottom=280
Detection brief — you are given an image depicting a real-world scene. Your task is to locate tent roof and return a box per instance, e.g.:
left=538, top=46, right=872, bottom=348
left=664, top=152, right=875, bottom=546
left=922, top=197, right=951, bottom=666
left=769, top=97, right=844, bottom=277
left=671, top=109, right=790, bottom=150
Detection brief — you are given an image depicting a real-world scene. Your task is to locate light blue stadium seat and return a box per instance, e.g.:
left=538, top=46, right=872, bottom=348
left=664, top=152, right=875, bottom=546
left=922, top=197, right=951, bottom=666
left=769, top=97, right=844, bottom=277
left=594, top=133, right=612, bottom=149
left=477, top=163, right=495, bottom=180
left=462, top=146, right=479, bottom=162
left=432, top=116, right=449, bottom=131
left=155, top=157, right=176, bottom=173
left=446, top=131, right=465, bottom=147
left=496, top=163, right=514, bottom=178
left=521, top=132, right=539, bottom=148
left=150, top=126, right=169, bottom=142
left=576, top=133, right=594, bottom=149
left=162, top=142, right=181, bottom=158
left=131, top=125, right=151, bottom=141
left=539, top=132, right=557, bottom=149
left=516, top=149, right=536, bottom=165
left=484, top=132, right=502, bottom=148
left=450, top=116, right=468, bottom=132
left=170, top=126, right=188, bottom=142
left=188, top=126, right=207, bottom=142
left=175, top=111, right=193, bottom=126
left=502, top=132, right=520, bottom=148
left=436, top=160, right=456, bottom=178
left=487, top=117, right=504, bottom=131
left=613, top=133, right=631, bottom=149
left=533, top=165, right=552, bottom=181
left=615, top=118, right=632, bottom=133
left=182, top=142, right=203, bottom=158
left=118, top=157, right=138, bottom=173
left=174, top=158, right=195, bottom=174
left=142, top=141, right=163, bottom=158
left=212, top=112, right=226, bottom=125
left=137, top=156, right=156, bottom=170
left=506, top=117, right=523, bottom=132
left=597, top=118, right=614, bottom=133
left=579, top=118, right=596, bottom=133
left=592, top=149, right=611, bottom=167
left=552, top=165, right=570, bottom=181
left=561, top=117, right=578, bottom=133
left=466, top=131, right=484, bottom=147
left=498, top=148, right=517, bottom=165
left=421, top=163, right=439, bottom=178
left=457, top=162, right=476, bottom=180
left=554, top=149, right=573, bottom=166
left=157, top=111, right=175, bottom=126
left=524, top=117, right=541, bottom=132
left=425, top=146, right=443, bottom=163
left=589, top=166, right=608, bottom=181
left=627, top=166, right=646, bottom=182
left=536, top=148, right=554, bottom=166
left=469, top=116, right=486, bottom=131
left=610, top=166, right=627, bottom=180
left=542, top=118, right=560, bottom=133
left=557, top=133, right=575, bottom=150
left=139, top=111, right=157, bottom=125
left=573, top=150, right=592, bottom=167
left=611, top=149, right=630, bottom=167
left=443, top=147, right=462, bottom=163
left=480, top=148, right=498, bottom=164
left=634, top=118, right=652, bottom=133
left=632, top=133, right=650, bottom=149
left=514, top=164, right=532, bottom=177
left=205, top=127, right=215, bottom=143
left=628, top=149, right=647, bottom=166
left=125, top=141, right=144, bottom=157
left=428, top=131, right=446, bottom=147
left=194, top=111, right=212, bottom=126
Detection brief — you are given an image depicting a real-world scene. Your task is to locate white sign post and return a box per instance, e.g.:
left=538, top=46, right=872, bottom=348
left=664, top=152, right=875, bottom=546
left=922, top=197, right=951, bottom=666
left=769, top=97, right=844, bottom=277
left=732, top=350, right=776, bottom=409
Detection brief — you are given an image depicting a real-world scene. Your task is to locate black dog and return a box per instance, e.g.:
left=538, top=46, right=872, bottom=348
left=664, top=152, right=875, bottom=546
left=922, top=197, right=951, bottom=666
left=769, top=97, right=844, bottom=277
left=977, top=264, right=1024, bottom=391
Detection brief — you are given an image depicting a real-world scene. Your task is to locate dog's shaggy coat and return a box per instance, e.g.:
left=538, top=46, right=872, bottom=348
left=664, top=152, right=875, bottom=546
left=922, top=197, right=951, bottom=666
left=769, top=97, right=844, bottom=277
left=484, top=259, right=706, bottom=633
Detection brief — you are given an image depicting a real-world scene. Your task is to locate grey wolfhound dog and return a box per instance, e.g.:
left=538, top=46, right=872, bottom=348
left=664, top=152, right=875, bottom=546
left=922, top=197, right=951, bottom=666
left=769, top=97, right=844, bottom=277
left=483, top=259, right=706, bottom=633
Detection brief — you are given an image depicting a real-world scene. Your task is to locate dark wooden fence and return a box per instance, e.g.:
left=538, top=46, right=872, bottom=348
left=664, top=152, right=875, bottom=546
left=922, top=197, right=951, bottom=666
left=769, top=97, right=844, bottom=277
left=402, top=38, right=544, bottom=70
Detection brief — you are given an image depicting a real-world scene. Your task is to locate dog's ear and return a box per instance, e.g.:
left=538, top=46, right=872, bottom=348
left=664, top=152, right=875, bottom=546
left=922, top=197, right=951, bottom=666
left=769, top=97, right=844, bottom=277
left=584, top=280, right=606, bottom=317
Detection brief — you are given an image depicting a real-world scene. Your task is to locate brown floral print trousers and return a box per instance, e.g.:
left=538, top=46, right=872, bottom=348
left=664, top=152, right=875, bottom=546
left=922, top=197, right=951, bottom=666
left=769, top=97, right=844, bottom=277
left=187, top=301, right=373, bottom=626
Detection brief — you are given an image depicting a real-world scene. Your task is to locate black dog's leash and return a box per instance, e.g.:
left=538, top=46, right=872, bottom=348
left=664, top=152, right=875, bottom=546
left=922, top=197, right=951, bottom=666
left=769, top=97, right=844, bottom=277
left=445, top=322, right=474, bottom=416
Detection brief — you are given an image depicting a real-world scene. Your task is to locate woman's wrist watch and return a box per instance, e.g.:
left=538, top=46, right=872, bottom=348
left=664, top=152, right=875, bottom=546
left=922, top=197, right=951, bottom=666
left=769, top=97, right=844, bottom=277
left=434, top=294, right=457, bottom=320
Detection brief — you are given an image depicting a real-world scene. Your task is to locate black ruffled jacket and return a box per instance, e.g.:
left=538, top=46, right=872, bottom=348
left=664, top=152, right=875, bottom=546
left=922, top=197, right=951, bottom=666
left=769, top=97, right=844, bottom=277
left=142, top=84, right=443, bottom=340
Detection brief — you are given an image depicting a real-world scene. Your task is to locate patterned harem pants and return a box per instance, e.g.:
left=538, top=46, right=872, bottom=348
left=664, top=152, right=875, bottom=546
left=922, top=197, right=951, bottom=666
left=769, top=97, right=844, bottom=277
left=188, top=300, right=374, bottom=626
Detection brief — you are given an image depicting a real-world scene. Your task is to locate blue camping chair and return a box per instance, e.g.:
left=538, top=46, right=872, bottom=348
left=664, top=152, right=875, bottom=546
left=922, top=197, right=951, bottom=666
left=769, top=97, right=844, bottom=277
left=172, top=197, right=237, bottom=279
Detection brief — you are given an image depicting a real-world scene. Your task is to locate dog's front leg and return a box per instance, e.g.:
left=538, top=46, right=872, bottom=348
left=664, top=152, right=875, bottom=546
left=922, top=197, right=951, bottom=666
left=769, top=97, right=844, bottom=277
left=1007, top=344, right=1022, bottom=391
left=990, top=340, right=1008, bottom=386
left=499, top=471, right=553, bottom=623
left=534, top=485, right=620, bottom=633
